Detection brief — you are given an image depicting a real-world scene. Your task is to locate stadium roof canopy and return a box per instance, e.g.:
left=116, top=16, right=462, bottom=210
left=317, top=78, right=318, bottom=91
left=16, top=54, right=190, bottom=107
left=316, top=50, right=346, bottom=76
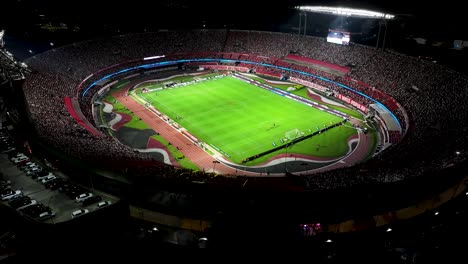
left=295, top=6, right=395, bottom=19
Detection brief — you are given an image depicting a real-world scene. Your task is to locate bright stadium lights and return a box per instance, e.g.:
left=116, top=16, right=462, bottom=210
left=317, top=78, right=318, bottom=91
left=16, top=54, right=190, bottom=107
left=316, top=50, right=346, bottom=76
left=326, top=239, right=332, bottom=243
left=143, top=55, right=165, bottom=60
left=296, top=6, right=395, bottom=19
left=386, top=228, right=392, bottom=232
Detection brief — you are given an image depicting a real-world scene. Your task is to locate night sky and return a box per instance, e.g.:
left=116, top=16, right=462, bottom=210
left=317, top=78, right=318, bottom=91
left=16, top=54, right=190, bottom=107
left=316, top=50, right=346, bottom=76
left=0, top=0, right=463, bottom=36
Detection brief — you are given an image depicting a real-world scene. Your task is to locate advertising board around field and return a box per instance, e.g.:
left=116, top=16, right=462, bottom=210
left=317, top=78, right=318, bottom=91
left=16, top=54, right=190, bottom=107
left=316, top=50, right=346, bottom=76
left=334, top=93, right=368, bottom=112
left=200, top=65, right=249, bottom=73
left=289, top=77, right=328, bottom=92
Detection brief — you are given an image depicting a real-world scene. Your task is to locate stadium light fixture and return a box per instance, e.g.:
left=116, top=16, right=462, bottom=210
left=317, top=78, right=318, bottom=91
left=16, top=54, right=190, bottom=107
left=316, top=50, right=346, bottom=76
left=143, top=55, right=165, bottom=61
left=295, top=6, right=395, bottom=20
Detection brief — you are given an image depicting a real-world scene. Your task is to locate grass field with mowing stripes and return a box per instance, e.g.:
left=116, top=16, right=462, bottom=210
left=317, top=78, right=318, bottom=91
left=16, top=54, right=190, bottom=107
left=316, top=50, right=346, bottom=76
left=138, top=75, right=357, bottom=164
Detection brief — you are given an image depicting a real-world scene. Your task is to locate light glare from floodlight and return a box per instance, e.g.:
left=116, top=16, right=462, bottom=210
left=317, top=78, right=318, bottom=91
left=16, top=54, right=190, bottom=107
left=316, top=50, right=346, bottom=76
left=296, top=6, right=395, bottom=19
left=143, top=55, right=166, bottom=60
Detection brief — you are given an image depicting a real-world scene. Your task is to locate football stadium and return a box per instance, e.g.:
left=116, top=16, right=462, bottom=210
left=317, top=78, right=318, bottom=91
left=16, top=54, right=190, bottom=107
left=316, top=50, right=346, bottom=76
left=1, top=1, right=468, bottom=254
left=101, top=67, right=371, bottom=174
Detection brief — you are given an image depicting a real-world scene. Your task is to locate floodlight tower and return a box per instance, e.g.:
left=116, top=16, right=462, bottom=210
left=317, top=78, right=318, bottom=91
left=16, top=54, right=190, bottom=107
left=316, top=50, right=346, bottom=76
left=376, top=19, right=389, bottom=50
left=0, top=30, right=5, bottom=48
left=298, top=11, right=307, bottom=35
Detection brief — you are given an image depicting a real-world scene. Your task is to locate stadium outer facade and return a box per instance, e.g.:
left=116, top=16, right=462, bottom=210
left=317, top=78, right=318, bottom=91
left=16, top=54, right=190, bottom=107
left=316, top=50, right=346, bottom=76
left=21, top=30, right=468, bottom=233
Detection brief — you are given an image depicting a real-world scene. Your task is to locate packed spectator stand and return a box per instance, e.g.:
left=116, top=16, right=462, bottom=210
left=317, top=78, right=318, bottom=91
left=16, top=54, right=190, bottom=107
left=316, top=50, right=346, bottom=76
left=19, top=30, right=468, bottom=196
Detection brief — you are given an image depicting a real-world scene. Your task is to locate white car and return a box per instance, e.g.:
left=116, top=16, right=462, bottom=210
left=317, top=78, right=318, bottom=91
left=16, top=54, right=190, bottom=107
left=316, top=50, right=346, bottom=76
left=12, top=157, right=29, bottom=165
left=75, top=193, right=94, bottom=203
left=97, top=201, right=112, bottom=208
left=40, top=175, right=57, bottom=184
left=37, top=211, right=56, bottom=221
left=20, top=162, right=37, bottom=170
left=10, top=153, right=26, bottom=161
left=36, top=173, right=55, bottom=181
left=25, top=167, right=41, bottom=176
left=71, top=209, right=89, bottom=218
left=1, top=190, right=22, bottom=201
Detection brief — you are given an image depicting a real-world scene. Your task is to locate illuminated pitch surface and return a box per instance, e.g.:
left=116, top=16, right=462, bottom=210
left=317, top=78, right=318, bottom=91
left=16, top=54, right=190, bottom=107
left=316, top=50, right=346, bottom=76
left=139, top=76, right=356, bottom=164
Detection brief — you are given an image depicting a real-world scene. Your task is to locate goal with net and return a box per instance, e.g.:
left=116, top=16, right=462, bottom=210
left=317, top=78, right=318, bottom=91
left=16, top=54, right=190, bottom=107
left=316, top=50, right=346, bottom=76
left=285, top=128, right=304, bottom=141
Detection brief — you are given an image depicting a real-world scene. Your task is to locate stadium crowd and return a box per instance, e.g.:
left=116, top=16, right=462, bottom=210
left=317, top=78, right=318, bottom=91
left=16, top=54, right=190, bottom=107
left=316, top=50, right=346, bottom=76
left=20, top=29, right=468, bottom=190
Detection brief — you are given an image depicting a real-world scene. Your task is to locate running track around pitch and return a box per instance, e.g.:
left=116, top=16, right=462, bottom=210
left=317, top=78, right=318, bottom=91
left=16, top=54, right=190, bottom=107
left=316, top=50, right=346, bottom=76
left=113, top=85, right=260, bottom=176
left=112, top=80, right=372, bottom=177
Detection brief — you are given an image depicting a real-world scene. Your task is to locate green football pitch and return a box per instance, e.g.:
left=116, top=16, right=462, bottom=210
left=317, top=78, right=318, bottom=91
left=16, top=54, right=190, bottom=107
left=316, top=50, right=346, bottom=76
left=137, top=75, right=357, bottom=165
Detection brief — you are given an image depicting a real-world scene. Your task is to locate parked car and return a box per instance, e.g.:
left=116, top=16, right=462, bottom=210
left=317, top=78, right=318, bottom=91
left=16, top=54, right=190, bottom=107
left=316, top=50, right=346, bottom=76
left=16, top=200, right=37, bottom=211
left=19, top=204, right=51, bottom=218
left=40, top=175, right=57, bottom=184
left=13, top=158, right=30, bottom=166
left=97, top=201, right=112, bottom=208
left=44, top=178, right=64, bottom=189
left=20, top=162, right=38, bottom=170
left=82, top=195, right=102, bottom=206
left=31, top=170, right=50, bottom=180
left=25, top=167, right=42, bottom=176
left=71, top=209, right=89, bottom=218
left=75, top=193, right=94, bottom=203
left=36, top=211, right=56, bottom=221
left=8, top=196, right=31, bottom=209
left=1, top=190, right=22, bottom=201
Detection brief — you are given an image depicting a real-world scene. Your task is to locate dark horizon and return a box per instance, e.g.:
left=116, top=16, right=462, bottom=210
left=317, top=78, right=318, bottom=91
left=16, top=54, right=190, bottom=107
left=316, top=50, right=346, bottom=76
left=1, top=0, right=466, bottom=38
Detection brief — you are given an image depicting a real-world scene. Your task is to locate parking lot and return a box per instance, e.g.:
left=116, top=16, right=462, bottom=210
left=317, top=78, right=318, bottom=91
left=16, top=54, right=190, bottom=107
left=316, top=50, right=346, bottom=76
left=0, top=152, right=119, bottom=224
